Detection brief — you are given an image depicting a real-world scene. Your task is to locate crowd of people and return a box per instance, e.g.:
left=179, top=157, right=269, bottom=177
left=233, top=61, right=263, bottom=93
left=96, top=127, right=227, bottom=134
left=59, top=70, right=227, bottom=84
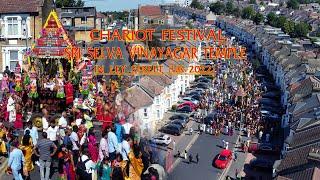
left=1, top=111, right=166, bottom=180
left=194, top=58, right=270, bottom=151
left=0, top=65, right=166, bottom=180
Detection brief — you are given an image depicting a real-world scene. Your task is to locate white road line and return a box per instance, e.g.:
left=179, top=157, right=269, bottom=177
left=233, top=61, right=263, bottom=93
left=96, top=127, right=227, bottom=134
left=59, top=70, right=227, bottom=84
left=167, top=132, right=200, bottom=173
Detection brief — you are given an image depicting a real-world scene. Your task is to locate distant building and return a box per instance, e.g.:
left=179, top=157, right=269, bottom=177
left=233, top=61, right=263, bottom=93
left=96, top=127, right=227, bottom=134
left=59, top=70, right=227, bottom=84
left=57, top=7, right=97, bottom=43
left=138, top=5, right=164, bottom=29
left=0, top=0, right=54, bottom=72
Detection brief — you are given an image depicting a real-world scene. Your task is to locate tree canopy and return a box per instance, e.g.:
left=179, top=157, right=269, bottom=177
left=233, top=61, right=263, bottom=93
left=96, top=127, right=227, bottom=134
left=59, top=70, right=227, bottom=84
left=55, top=0, right=84, bottom=8
left=209, top=2, right=225, bottom=15
left=190, top=0, right=204, bottom=10
left=287, top=0, right=299, bottom=9
left=241, top=6, right=255, bottom=19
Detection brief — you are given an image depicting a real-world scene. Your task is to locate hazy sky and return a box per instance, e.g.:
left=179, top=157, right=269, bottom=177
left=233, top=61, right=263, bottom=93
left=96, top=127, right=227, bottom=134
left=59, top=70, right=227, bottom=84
left=85, top=0, right=161, bottom=12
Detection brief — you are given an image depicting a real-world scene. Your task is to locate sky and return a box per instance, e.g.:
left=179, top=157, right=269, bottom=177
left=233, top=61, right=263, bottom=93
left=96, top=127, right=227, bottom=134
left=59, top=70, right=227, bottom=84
left=85, top=0, right=161, bottom=12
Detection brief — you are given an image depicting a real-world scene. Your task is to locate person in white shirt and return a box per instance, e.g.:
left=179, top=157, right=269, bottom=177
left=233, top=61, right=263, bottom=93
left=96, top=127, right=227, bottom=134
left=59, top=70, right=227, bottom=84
left=41, top=109, right=49, bottom=132
left=70, top=126, right=80, bottom=166
left=47, top=120, right=59, bottom=145
left=99, top=131, right=108, bottom=161
left=121, top=135, right=131, bottom=161
left=107, top=126, right=119, bottom=161
left=7, top=94, right=15, bottom=123
left=80, top=149, right=96, bottom=174
left=58, top=112, right=68, bottom=144
left=122, top=122, right=132, bottom=135
left=24, top=121, right=39, bottom=146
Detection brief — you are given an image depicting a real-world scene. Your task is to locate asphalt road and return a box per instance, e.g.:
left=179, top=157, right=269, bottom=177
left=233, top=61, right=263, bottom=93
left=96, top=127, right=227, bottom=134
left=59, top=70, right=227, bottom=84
left=167, top=126, right=238, bottom=180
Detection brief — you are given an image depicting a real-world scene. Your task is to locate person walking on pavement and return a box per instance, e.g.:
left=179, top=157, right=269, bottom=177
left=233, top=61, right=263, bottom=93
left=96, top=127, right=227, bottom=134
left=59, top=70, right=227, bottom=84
left=196, top=153, right=199, bottom=163
left=7, top=139, right=25, bottom=180
left=184, top=150, right=187, bottom=160
left=34, top=132, right=58, bottom=180
left=189, top=127, right=193, bottom=135
left=172, top=140, right=176, bottom=151
left=188, top=154, right=193, bottom=164
left=234, top=151, right=238, bottom=161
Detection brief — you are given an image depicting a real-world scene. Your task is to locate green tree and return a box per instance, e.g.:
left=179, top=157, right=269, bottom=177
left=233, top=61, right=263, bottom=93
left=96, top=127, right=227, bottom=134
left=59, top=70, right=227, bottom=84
left=209, top=2, right=225, bottom=15
left=276, top=16, right=287, bottom=28
left=56, top=0, right=84, bottom=8
left=241, top=6, right=255, bottom=19
left=287, top=0, right=299, bottom=9
left=190, top=0, right=204, bottom=9
left=225, top=0, right=234, bottom=15
left=233, top=7, right=241, bottom=17
left=249, top=0, right=257, bottom=4
left=283, top=20, right=295, bottom=35
left=267, top=12, right=277, bottom=26
left=293, top=22, right=310, bottom=37
left=253, top=13, right=264, bottom=24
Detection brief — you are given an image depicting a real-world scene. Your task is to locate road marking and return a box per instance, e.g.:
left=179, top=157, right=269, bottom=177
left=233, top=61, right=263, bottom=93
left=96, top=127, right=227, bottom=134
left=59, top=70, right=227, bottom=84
left=167, top=132, right=200, bottom=173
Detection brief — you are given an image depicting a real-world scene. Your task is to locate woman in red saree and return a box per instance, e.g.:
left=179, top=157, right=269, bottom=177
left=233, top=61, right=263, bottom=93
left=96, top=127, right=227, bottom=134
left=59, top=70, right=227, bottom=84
left=87, top=127, right=98, bottom=162
left=58, top=144, right=76, bottom=180
left=96, top=95, right=103, bottom=122
left=14, top=103, right=23, bottom=129
left=65, top=81, right=74, bottom=106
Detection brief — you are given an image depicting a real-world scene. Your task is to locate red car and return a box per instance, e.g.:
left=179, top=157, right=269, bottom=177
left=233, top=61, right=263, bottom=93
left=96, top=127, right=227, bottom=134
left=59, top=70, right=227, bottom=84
left=178, top=101, right=197, bottom=110
left=214, top=150, right=233, bottom=169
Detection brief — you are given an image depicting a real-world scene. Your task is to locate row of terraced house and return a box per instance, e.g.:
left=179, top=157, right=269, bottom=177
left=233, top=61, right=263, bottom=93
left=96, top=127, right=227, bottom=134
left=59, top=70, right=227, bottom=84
left=216, top=16, right=320, bottom=180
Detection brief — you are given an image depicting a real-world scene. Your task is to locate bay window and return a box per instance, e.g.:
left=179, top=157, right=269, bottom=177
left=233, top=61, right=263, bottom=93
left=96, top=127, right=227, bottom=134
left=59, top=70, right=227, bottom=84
left=8, top=17, right=18, bottom=36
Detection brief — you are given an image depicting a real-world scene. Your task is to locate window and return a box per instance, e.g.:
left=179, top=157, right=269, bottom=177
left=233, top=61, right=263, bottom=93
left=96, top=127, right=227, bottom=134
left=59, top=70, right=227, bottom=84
left=81, top=17, right=86, bottom=24
left=9, top=50, right=19, bottom=70
left=157, top=110, right=160, bottom=118
left=143, top=108, right=148, bottom=117
left=156, top=97, right=160, bottom=104
left=8, top=17, right=18, bottom=35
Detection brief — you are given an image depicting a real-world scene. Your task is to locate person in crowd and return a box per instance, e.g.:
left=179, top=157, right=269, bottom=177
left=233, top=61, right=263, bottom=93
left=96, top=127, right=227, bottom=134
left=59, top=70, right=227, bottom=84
left=47, top=119, right=59, bottom=146
left=7, top=139, right=25, bottom=180
left=24, top=122, right=38, bottom=146
left=34, top=132, right=58, bottom=180
left=59, top=111, right=68, bottom=144
left=143, top=162, right=166, bottom=180
left=41, top=109, right=49, bottom=133
left=87, top=127, right=98, bottom=162
left=107, top=125, right=119, bottom=161
left=78, top=148, right=96, bottom=180
left=0, top=123, right=8, bottom=156
left=99, top=130, right=109, bottom=161
left=125, top=144, right=144, bottom=179
left=70, top=125, right=80, bottom=166
left=19, top=130, right=33, bottom=180
left=97, top=157, right=112, bottom=180
left=121, top=134, right=131, bottom=161
left=57, top=144, right=76, bottom=180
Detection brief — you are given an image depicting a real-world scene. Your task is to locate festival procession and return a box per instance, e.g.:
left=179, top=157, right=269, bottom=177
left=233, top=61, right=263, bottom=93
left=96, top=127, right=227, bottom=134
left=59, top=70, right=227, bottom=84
left=0, top=1, right=287, bottom=180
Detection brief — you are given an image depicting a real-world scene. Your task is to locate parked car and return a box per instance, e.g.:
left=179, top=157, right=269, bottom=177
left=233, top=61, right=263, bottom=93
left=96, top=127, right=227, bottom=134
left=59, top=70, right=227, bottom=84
left=261, top=105, right=283, bottom=114
left=185, top=91, right=201, bottom=96
left=170, top=119, right=186, bottom=128
left=176, top=106, right=193, bottom=113
left=159, top=124, right=183, bottom=136
left=182, top=97, right=199, bottom=105
left=214, top=150, right=233, bottom=169
left=192, top=82, right=208, bottom=89
left=169, top=114, right=189, bottom=122
left=191, top=94, right=201, bottom=101
left=261, top=110, right=280, bottom=119
left=178, top=101, right=197, bottom=111
left=150, top=134, right=172, bottom=146
left=249, top=158, right=273, bottom=172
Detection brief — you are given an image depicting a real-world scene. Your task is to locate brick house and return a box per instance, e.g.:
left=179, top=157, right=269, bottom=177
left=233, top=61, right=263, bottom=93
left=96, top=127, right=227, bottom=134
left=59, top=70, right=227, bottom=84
left=0, top=0, right=54, bottom=73
left=57, top=7, right=97, bottom=43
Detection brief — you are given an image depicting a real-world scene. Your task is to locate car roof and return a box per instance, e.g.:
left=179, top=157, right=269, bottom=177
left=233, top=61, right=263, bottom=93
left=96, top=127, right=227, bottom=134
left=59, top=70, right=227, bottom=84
left=220, top=149, right=232, bottom=156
